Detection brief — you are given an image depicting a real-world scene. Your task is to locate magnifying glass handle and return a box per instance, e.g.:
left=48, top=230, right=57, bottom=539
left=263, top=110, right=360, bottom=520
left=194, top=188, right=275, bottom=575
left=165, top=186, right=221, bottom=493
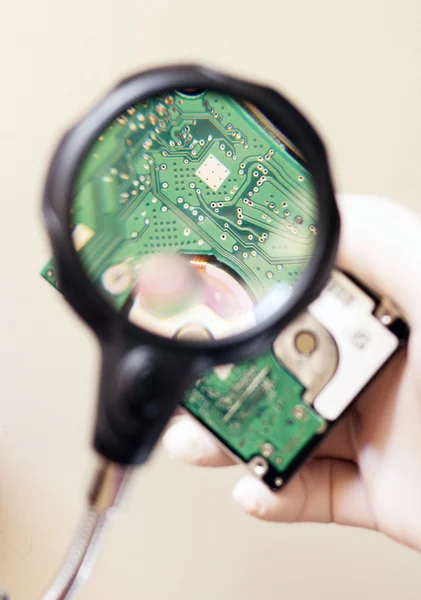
left=94, top=340, right=194, bottom=465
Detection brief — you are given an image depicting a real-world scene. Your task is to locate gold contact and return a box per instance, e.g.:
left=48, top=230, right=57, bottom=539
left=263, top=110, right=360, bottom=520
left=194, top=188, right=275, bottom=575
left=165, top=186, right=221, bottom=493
left=189, top=255, right=209, bottom=273
left=156, top=103, right=166, bottom=116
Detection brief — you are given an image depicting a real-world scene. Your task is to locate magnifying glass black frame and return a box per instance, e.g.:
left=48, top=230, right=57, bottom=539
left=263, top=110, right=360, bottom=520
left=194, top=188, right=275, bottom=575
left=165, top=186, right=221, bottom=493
left=43, top=64, right=340, bottom=466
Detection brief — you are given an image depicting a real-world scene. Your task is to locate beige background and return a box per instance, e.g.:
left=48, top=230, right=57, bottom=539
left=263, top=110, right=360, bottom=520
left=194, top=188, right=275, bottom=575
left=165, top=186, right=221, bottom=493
left=1, top=1, right=421, bottom=598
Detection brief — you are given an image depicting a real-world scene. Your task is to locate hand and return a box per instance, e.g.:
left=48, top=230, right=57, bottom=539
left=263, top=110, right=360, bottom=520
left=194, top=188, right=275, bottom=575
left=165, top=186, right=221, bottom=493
left=163, top=194, right=421, bottom=551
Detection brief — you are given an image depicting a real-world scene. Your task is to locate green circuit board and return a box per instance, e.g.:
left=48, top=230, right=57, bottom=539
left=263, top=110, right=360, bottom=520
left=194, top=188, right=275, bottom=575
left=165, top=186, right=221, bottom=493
left=42, top=89, right=324, bottom=488
left=42, top=90, right=317, bottom=307
left=183, top=352, right=325, bottom=483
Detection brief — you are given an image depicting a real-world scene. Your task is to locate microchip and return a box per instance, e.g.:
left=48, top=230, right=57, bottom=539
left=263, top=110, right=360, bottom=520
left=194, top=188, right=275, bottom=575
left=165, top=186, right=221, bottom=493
left=195, top=154, right=230, bottom=191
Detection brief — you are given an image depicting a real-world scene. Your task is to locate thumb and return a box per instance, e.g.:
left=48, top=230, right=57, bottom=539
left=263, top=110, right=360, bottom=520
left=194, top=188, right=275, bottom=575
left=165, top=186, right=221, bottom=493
left=232, top=459, right=376, bottom=530
left=336, top=193, right=421, bottom=327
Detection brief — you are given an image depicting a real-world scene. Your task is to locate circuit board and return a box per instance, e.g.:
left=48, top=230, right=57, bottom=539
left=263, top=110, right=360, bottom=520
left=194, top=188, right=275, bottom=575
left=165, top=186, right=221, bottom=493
left=41, top=89, right=324, bottom=488
left=42, top=90, right=318, bottom=309
left=183, top=353, right=325, bottom=478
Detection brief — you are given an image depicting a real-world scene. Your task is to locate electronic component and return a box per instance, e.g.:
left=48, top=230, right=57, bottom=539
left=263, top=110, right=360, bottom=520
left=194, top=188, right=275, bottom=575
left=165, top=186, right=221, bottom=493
left=42, top=90, right=317, bottom=318
left=182, top=269, right=406, bottom=489
left=195, top=154, right=230, bottom=191
left=183, top=349, right=325, bottom=487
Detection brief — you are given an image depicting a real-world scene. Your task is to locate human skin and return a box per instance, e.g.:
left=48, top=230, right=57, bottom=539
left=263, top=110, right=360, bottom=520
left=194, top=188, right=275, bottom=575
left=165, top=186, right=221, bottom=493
left=163, top=194, right=421, bottom=551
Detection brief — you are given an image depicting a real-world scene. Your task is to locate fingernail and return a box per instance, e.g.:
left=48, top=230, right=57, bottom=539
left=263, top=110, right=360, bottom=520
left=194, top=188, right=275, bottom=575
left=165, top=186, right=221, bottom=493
left=233, top=476, right=263, bottom=513
left=162, top=423, right=204, bottom=462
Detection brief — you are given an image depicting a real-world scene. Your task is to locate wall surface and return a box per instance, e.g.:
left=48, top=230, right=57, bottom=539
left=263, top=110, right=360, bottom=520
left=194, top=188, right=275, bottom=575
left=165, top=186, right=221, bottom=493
left=0, top=1, right=420, bottom=599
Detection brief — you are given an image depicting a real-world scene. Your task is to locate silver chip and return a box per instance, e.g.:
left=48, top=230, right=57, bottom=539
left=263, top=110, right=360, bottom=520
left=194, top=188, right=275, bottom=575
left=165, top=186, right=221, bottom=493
left=195, top=154, right=230, bottom=191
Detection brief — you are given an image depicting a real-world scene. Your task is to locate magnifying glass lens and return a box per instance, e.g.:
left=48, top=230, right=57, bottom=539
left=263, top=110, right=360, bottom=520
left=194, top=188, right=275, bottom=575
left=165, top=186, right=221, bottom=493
left=71, top=91, right=318, bottom=340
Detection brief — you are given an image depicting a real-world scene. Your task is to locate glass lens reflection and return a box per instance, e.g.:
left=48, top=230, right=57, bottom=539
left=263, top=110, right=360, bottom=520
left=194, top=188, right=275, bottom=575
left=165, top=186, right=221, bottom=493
left=70, top=90, right=318, bottom=340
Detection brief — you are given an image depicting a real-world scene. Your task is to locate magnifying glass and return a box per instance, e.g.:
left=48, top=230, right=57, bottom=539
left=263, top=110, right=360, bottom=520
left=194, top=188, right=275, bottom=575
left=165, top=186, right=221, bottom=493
left=40, top=64, right=339, bottom=598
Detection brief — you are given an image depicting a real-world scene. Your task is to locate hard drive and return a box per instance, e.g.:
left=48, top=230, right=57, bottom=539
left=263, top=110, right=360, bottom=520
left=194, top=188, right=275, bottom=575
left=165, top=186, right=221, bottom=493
left=182, top=269, right=408, bottom=490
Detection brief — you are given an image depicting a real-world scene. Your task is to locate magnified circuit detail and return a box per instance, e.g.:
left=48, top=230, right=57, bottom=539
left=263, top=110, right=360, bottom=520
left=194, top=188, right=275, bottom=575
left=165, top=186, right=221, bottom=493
left=42, top=91, right=318, bottom=314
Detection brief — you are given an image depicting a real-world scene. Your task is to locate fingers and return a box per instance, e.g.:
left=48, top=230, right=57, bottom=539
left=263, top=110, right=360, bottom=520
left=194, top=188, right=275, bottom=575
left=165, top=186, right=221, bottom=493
left=336, top=193, right=421, bottom=326
left=163, top=411, right=356, bottom=469
left=165, top=417, right=374, bottom=529
left=233, top=458, right=376, bottom=529
left=163, top=416, right=234, bottom=467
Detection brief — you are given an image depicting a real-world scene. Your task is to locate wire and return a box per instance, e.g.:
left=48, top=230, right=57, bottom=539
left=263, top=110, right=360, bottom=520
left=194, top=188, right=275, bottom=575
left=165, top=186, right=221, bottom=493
left=40, top=509, right=108, bottom=600
left=39, top=461, right=132, bottom=600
